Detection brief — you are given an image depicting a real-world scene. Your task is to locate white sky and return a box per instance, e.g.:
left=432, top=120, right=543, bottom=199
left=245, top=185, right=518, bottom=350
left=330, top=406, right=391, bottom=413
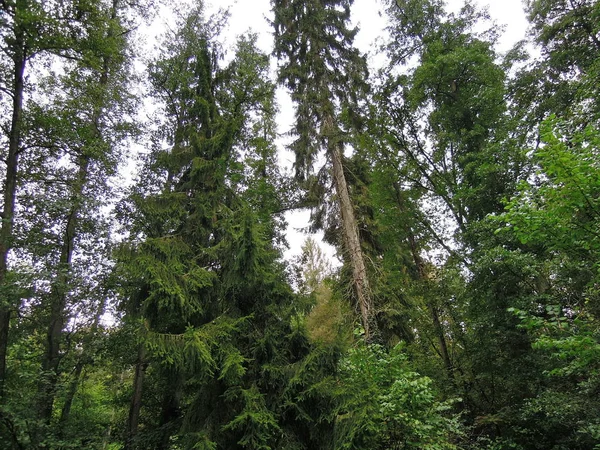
left=211, top=0, right=529, bottom=56
left=203, top=0, right=531, bottom=263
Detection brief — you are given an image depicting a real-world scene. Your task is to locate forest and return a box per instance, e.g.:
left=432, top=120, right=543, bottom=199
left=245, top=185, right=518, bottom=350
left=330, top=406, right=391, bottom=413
left=0, top=0, right=599, bottom=448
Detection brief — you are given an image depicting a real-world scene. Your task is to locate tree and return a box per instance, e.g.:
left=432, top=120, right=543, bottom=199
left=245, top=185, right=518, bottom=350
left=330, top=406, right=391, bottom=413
left=0, top=1, right=142, bottom=446
left=295, top=237, right=332, bottom=295
left=272, top=0, right=376, bottom=339
left=0, top=0, right=55, bottom=398
left=374, top=1, right=546, bottom=445
left=116, top=6, right=329, bottom=448
left=383, top=0, right=521, bottom=236
left=28, top=0, right=135, bottom=433
left=510, top=0, right=600, bottom=138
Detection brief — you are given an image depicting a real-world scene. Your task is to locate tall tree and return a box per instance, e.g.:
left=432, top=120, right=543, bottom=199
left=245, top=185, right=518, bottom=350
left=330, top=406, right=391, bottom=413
left=32, top=0, right=133, bottom=429
left=0, top=0, right=126, bottom=399
left=374, top=2, right=542, bottom=444
left=0, top=0, right=49, bottom=398
left=272, top=0, right=376, bottom=338
left=512, top=0, right=600, bottom=129
left=383, top=0, right=519, bottom=237
left=0, top=2, right=141, bottom=447
left=116, top=6, right=328, bottom=448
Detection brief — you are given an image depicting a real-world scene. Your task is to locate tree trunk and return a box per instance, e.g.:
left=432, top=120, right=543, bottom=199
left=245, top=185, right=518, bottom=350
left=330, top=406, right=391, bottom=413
left=58, top=358, right=85, bottom=427
left=0, top=20, right=26, bottom=399
left=429, top=303, right=454, bottom=381
left=125, top=345, right=146, bottom=450
left=392, top=182, right=454, bottom=381
left=326, top=115, right=375, bottom=339
left=37, top=157, right=89, bottom=425
left=59, top=294, right=105, bottom=427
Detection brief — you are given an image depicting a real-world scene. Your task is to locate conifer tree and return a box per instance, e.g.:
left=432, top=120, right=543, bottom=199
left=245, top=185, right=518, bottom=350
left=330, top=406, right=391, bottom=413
left=272, top=0, right=376, bottom=339
left=117, top=6, right=324, bottom=448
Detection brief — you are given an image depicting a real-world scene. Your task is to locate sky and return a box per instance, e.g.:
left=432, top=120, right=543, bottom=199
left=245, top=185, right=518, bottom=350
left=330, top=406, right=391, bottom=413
left=210, top=0, right=530, bottom=55
left=199, top=0, right=531, bottom=263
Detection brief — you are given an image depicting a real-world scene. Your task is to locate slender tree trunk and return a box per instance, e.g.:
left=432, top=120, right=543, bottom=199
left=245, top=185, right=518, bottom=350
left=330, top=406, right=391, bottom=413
left=125, top=345, right=146, bottom=450
left=0, top=23, right=26, bottom=399
left=392, top=182, right=454, bottom=381
left=37, top=157, right=89, bottom=425
left=58, top=358, right=84, bottom=427
left=37, top=0, right=118, bottom=421
left=429, top=303, right=454, bottom=381
left=325, top=115, right=375, bottom=339
left=59, top=294, right=105, bottom=427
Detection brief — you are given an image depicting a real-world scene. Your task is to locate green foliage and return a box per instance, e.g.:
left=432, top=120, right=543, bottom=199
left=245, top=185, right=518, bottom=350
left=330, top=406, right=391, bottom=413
left=332, top=342, right=460, bottom=449
left=523, top=0, right=600, bottom=121
left=488, top=115, right=600, bottom=448
left=503, top=117, right=600, bottom=258
left=222, top=385, right=281, bottom=449
left=4, top=1, right=600, bottom=450
left=384, top=0, right=516, bottom=229
left=114, top=6, right=340, bottom=450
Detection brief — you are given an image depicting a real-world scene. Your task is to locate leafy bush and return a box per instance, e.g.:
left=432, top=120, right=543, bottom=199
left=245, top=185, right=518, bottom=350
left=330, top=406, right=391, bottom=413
left=332, top=341, right=460, bottom=449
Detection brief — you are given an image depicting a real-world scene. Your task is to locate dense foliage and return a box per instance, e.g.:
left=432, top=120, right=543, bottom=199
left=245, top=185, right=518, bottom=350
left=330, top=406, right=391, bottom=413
left=1, top=0, right=599, bottom=449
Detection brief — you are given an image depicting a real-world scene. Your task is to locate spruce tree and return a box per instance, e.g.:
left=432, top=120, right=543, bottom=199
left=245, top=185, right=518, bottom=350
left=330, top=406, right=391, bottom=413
left=272, top=0, right=376, bottom=339
left=117, top=6, right=324, bottom=448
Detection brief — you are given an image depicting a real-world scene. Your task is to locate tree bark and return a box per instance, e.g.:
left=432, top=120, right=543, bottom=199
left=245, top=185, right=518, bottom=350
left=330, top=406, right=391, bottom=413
left=125, top=345, right=146, bottom=450
left=325, top=115, right=375, bottom=339
left=393, top=182, right=454, bottom=382
left=37, top=0, right=118, bottom=422
left=0, top=11, right=27, bottom=399
left=37, top=157, right=89, bottom=425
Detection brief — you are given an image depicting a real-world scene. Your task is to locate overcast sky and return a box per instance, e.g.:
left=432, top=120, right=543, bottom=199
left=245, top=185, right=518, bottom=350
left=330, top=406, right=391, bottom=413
left=200, top=0, right=531, bottom=262
left=210, top=0, right=530, bottom=54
